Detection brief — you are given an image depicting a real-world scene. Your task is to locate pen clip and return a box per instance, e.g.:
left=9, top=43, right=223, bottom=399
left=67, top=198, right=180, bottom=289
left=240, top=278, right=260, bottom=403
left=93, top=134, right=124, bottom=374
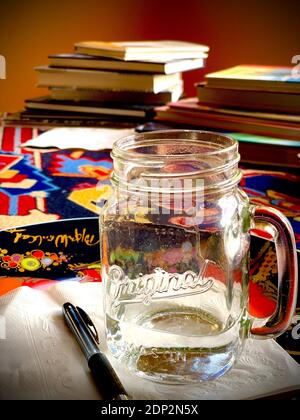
left=76, top=306, right=100, bottom=344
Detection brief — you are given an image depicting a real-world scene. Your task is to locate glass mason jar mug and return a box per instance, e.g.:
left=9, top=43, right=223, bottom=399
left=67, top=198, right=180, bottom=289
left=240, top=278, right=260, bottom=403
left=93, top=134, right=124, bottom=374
left=100, top=130, right=298, bottom=384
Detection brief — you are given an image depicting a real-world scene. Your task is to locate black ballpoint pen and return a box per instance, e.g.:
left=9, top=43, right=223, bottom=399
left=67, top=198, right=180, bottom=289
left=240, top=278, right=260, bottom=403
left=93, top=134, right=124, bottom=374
left=62, top=302, right=129, bottom=400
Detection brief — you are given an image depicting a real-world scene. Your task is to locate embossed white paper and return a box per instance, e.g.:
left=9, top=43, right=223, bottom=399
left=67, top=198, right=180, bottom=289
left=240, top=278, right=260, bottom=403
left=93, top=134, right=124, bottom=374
left=0, top=282, right=299, bottom=400
left=22, top=127, right=135, bottom=151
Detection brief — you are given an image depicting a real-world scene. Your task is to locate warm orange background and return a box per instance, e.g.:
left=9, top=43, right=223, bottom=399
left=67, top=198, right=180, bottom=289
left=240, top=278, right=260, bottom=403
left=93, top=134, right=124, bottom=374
left=0, top=0, right=299, bottom=113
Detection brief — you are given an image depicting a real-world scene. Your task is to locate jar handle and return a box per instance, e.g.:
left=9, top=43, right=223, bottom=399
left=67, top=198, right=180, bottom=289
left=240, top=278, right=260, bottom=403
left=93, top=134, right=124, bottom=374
left=250, top=205, right=298, bottom=338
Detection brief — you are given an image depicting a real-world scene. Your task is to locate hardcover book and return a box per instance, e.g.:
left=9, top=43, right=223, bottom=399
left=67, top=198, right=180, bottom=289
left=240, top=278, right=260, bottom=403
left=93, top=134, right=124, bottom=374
left=169, top=97, right=300, bottom=123
left=25, top=96, right=155, bottom=119
left=49, top=53, right=206, bottom=75
left=2, top=111, right=139, bottom=128
left=155, top=103, right=300, bottom=140
left=35, top=66, right=182, bottom=93
left=196, top=82, right=300, bottom=114
left=50, top=84, right=183, bottom=104
left=74, top=40, right=209, bottom=61
left=205, top=65, right=300, bottom=93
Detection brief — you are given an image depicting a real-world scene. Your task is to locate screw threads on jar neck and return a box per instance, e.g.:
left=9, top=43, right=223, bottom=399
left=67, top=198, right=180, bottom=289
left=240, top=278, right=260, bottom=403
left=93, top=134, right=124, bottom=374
left=111, top=130, right=241, bottom=194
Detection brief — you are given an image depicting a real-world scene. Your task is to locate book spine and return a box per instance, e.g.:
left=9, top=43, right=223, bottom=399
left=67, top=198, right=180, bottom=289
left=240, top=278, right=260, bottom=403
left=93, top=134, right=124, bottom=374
left=155, top=112, right=300, bottom=140
left=36, top=70, right=181, bottom=93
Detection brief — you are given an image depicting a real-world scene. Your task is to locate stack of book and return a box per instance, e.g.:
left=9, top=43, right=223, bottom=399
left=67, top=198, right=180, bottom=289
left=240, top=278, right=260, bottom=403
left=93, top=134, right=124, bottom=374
left=196, top=65, right=300, bottom=114
left=154, top=65, right=300, bottom=167
left=4, top=40, right=209, bottom=128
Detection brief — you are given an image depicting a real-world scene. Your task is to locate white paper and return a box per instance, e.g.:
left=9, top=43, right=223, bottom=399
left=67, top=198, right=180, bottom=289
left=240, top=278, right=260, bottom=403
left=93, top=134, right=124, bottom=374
left=22, top=127, right=136, bottom=151
left=0, top=282, right=299, bottom=400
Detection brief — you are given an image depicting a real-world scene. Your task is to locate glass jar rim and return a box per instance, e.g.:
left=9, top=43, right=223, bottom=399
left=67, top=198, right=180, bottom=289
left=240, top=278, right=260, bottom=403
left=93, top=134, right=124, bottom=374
left=112, top=129, right=238, bottom=162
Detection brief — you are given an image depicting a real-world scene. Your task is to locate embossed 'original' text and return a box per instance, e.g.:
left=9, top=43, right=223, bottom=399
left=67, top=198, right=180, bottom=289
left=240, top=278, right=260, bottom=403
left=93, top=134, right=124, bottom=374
left=108, top=262, right=214, bottom=307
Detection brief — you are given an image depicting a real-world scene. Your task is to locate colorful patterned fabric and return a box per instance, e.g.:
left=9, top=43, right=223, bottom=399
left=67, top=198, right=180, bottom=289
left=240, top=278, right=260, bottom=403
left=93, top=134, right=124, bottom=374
left=1, top=126, right=299, bottom=245
left=0, top=127, right=113, bottom=228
